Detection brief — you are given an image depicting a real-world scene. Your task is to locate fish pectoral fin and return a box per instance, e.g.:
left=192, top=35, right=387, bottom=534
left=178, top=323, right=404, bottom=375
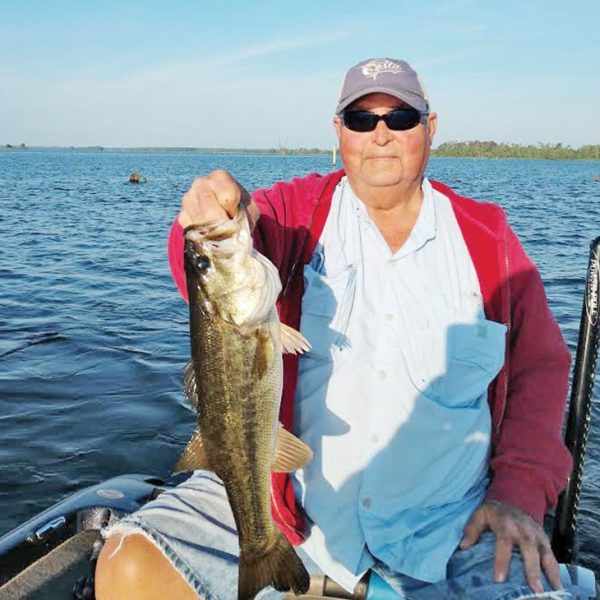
left=271, top=424, right=313, bottom=472
left=183, top=362, right=200, bottom=412
left=279, top=323, right=311, bottom=355
left=252, top=328, right=274, bottom=378
left=173, top=427, right=213, bottom=474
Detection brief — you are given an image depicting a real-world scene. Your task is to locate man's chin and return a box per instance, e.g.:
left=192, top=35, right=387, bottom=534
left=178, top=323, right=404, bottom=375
left=360, top=172, right=405, bottom=188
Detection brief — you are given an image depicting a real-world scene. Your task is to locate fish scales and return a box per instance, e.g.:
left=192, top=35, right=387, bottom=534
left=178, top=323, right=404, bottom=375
left=192, top=314, right=281, bottom=545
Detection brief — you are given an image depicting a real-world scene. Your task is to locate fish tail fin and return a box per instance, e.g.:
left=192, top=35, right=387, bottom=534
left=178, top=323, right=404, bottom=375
left=238, top=533, right=310, bottom=600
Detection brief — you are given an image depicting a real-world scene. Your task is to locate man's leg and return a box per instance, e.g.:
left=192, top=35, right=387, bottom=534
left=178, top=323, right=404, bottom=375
left=94, top=471, right=287, bottom=600
left=375, top=532, right=575, bottom=599
left=96, top=532, right=200, bottom=600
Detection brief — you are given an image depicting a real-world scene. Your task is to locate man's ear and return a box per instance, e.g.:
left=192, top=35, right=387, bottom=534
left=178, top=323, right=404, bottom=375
left=427, top=112, right=437, bottom=144
left=333, top=115, right=342, bottom=140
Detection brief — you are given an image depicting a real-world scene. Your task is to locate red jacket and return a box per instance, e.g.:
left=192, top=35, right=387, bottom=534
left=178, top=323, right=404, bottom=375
left=168, top=170, right=572, bottom=544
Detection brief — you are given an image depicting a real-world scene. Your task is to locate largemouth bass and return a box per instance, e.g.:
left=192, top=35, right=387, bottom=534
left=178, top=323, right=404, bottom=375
left=176, top=205, right=312, bottom=600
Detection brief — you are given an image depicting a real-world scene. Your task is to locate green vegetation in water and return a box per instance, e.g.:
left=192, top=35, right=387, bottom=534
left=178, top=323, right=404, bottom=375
left=432, top=141, right=600, bottom=160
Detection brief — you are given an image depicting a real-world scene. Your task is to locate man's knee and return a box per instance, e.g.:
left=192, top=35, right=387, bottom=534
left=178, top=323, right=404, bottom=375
left=95, top=532, right=146, bottom=599
left=95, top=531, right=199, bottom=600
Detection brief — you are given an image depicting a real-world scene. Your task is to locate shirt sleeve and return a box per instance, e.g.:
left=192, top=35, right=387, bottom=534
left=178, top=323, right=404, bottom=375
left=485, top=225, right=572, bottom=523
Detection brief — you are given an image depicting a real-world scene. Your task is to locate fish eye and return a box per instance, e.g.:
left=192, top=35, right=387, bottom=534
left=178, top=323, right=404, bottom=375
left=195, top=255, right=211, bottom=271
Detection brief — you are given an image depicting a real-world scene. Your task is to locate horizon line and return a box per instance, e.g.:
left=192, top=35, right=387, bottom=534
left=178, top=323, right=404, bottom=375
left=2, top=141, right=600, bottom=152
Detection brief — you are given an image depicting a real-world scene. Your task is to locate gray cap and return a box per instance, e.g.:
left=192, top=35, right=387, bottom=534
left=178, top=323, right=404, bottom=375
left=335, top=58, right=429, bottom=114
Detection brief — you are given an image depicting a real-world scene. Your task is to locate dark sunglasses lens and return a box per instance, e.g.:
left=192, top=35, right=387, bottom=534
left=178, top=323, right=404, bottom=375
left=385, top=110, right=422, bottom=130
left=343, top=109, right=423, bottom=132
left=342, top=111, right=378, bottom=132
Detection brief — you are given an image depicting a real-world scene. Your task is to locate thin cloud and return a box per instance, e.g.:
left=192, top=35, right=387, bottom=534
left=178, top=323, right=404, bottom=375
left=203, top=31, right=351, bottom=68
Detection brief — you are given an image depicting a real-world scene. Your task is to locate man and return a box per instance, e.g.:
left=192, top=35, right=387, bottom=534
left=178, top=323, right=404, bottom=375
left=96, top=58, right=573, bottom=599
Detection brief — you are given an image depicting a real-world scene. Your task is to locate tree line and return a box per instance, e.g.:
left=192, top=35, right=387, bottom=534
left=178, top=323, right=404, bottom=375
left=432, top=141, right=600, bottom=160
left=4, top=142, right=599, bottom=160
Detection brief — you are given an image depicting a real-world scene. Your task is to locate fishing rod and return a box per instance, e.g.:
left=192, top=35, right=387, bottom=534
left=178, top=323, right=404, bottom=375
left=551, top=236, right=600, bottom=564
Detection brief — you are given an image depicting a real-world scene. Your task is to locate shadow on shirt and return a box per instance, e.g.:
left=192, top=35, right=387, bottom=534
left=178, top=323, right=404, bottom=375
left=290, top=263, right=570, bottom=580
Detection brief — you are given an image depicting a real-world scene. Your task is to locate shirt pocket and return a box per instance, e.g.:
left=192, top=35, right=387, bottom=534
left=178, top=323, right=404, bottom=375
left=299, top=264, right=356, bottom=362
left=405, top=316, right=507, bottom=409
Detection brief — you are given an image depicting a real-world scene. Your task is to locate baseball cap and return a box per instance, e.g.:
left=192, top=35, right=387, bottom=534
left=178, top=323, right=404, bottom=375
left=336, top=58, right=429, bottom=114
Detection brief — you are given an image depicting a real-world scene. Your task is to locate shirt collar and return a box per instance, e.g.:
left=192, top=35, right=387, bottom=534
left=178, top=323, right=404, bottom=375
left=344, top=176, right=437, bottom=258
left=407, top=177, right=437, bottom=253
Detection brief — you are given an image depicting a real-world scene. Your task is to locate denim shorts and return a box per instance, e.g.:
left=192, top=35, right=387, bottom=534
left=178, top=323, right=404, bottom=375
left=105, top=470, right=578, bottom=600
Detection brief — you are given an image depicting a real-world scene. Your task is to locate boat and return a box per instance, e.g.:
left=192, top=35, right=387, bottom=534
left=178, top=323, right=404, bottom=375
left=0, top=472, right=596, bottom=599
left=1, top=238, right=599, bottom=599
left=0, top=474, right=166, bottom=599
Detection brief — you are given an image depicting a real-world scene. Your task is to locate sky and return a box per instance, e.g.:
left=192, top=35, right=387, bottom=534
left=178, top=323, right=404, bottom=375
left=1, top=0, right=599, bottom=149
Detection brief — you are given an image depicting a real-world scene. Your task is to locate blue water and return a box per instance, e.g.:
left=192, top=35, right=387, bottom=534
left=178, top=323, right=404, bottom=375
left=1, top=150, right=599, bottom=573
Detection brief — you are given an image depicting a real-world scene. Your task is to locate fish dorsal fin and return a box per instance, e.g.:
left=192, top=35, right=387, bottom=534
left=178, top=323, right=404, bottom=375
left=252, top=327, right=274, bottom=379
left=173, top=427, right=212, bottom=474
left=279, top=323, right=311, bottom=355
left=271, top=424, right=313, bottom=472
left=183, top=362, right=200, bottom=411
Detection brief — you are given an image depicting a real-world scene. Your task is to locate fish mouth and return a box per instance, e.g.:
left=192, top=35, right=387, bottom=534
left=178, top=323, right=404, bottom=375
left=184, top=208, right=246, bottom=242
left=184, top=219, right=238, bottom=243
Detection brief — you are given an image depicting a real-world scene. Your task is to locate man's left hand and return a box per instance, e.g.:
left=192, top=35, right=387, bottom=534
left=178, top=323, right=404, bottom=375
left=460, top=500, right=562, bottom=594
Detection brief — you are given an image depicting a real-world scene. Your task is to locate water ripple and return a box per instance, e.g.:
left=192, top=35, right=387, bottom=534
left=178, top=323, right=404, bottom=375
left=1, top=151, right=599, bottom=574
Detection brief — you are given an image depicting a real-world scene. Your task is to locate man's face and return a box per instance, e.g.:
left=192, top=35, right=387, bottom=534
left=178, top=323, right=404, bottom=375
left=334, top=92, right=437, bottom=199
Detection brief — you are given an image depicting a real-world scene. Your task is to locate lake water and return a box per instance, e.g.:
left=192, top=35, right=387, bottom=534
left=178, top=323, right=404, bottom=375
left=1, top=150, right=599, bottom=575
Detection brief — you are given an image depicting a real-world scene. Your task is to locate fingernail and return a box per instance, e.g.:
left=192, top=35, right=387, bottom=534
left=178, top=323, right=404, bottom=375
left=534, top=579, right=544, bottom=593
left=495, top=571, right=506, bottom=583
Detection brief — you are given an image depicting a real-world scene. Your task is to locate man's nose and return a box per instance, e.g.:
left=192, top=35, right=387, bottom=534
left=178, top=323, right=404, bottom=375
left=373, top=118, right=393, bottom=144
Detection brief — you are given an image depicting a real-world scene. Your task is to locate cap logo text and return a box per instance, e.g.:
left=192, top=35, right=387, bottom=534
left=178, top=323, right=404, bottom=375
left=360, top=59, right=403, bottom=80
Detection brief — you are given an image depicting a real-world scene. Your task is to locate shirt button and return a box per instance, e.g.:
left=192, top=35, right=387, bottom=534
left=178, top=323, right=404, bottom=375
left=377, top=370, right=387, bottom=380
left=383, top=313, right=394, bottom=322
left=362, top=497, right=373, bottom=510
left=370, top=434, right=380, bottom=444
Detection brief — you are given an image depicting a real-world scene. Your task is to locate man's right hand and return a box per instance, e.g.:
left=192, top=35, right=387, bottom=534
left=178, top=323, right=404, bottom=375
left=178, top=170, right=258, bottom=228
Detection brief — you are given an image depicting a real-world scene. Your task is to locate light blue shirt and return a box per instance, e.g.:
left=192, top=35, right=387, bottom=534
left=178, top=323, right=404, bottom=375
left=293, top=177, right=507, bottom=591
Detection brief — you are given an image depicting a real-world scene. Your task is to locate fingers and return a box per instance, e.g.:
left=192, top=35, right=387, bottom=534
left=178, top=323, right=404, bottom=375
left=178, top=170, right=250, bottom=228
left=202, top=170, right=249, bottom=218
left=518, top=537, right=544, bottom=593
left=493, top=536, right=513, bottom=584
left=517, top=534, right=563, bottom=593
left=460, top=508, right=486, bottom=549
left=494, top=530, right=558, bottom=593
left=483, top=500, right=563, bottom=593
left=540, top=544, right=562, bottom=590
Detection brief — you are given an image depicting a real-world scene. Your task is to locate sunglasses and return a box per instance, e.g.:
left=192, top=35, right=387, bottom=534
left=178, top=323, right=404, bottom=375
left=341, top=108, right=428, bottom=132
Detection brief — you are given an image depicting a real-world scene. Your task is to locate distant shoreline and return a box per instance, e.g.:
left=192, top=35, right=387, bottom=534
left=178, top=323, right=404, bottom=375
left=432, top=141, right=600, bottom=161
left=0, top=145, right=330, bottom=156
left=2, top=142, right=600, bottom=160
